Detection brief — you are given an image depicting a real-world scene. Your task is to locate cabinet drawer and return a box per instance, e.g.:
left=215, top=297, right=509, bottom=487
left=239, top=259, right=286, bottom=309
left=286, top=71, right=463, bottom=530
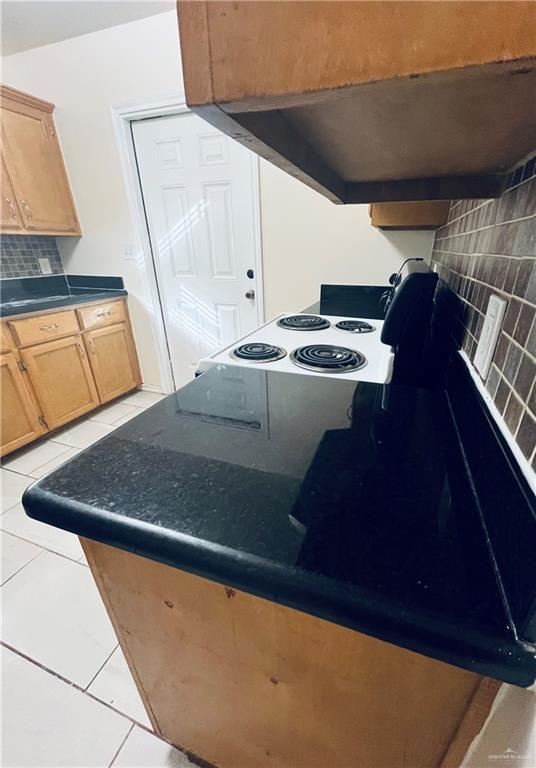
left=9, top=309, right=79, bottom=347
left=77, top=300, right=126, bottom=330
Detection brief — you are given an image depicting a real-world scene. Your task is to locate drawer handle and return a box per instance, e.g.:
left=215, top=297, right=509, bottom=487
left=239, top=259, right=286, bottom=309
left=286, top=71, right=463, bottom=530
left=76, top=342, right=86, bottom=358
left=21, top=199, right=32, bottom=220
left=39, top=323, right=59, bottom=331
left=5, top=197, right=17, bottom=219
left=96, top=310, right=112, bottom=318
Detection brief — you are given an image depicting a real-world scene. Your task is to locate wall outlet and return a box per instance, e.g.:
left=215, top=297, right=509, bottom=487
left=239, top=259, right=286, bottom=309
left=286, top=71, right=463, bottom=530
left=38, top=257, right=53, bottom=275
left=474, top=294, right=507, bottom=379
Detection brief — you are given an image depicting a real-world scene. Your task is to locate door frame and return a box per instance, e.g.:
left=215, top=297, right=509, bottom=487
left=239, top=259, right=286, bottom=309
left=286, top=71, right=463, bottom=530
left=112, top=95, right=264, bottom=394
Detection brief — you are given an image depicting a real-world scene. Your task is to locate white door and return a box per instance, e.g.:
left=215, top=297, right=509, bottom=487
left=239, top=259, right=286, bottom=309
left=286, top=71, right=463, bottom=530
left=132, top=113, right=262, bottom=388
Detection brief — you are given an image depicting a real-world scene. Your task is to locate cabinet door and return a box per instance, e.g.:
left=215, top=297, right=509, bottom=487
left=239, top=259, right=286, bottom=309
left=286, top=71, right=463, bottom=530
left=84, top=323, right=138, bottom=404
left=1, top=155, right=24, bottom=232
left=21, top=335, right=99, bottom=430
left=1, top=352, right=46, bottom=456
left=1, top=98, right=80, bottom=235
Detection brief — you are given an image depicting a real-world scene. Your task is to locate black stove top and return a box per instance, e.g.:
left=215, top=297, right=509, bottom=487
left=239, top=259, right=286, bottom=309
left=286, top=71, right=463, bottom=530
left=231, top=343, right=286, bottom=362
left=277, top=314, right=330, bottom=331
left=335, top=320, right=375, bottom=334
left=291, top=344, right=366, bottom=373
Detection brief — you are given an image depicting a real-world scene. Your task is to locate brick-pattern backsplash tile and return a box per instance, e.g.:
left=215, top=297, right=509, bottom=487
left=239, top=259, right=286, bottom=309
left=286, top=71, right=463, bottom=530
left=431, top=156, right=536, bottom=467
left=0, top=235, right=64, bottom=278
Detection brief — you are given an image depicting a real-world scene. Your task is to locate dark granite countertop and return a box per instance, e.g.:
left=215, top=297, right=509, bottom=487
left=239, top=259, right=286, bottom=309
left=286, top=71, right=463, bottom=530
left=23, top=356, right=536, bottom=686
left=0, top=274, right=127, bottom=317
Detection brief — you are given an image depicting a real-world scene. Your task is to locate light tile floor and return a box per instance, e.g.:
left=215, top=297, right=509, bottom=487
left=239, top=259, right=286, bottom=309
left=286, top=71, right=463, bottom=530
left=1, top=391, right=195, bottom=768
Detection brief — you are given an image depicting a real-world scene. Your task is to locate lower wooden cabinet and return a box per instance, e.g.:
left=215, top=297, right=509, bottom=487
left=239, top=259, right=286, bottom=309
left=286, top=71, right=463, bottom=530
left=1, top=352, right=46, bottom=456
left=1, top=298, right=142, bottom=457
left=21, top=334, right=100, bottom=430
left=84, top=323, right=139, bottom=404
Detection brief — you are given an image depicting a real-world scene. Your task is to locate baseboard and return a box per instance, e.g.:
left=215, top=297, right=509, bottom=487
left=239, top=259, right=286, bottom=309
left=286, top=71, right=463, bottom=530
left=140, top=384, right=165, bottom=394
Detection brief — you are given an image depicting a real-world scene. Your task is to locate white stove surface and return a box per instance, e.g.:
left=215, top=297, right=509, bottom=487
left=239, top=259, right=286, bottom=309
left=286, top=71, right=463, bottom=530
left=197, top=313, right=394, bottom=383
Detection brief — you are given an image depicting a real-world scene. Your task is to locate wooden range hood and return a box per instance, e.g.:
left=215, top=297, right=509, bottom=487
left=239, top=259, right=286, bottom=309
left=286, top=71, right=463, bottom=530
left=177, top=1, right=536, bottom=204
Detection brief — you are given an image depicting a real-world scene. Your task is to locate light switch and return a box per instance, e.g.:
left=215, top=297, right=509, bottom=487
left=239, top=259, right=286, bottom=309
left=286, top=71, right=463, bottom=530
left=38, top=257, right=52, bottom=275
left=474, top=294, right=507, bottom=379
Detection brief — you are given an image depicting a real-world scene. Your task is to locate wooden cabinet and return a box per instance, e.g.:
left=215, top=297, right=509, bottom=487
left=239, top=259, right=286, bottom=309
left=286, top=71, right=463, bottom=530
left=9, top=309, right=80, bottom=347
left=0, top=85, right=80, bottom=235
left=178, top=2, right=536, bottom=204
left=84, top=323, right=138, bottom=404
left=1, top=298, right=142, bottom=455
left=1, top=352, right=46, bottom=456
left=369, top=202, right=451, bottom=231
left=21, top=335, right=100, bottom=430
left=1, top=321, right=14, bottom=353
left=1, top=156, right=24, bottom=232
left=77, top=300, right=126, bottom=331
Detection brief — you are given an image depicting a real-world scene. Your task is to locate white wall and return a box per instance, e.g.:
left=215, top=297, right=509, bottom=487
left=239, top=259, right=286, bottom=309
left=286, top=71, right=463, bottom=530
left=260, top=161, right=435, bottom=317
left=2, top=10, right=434, bottom=390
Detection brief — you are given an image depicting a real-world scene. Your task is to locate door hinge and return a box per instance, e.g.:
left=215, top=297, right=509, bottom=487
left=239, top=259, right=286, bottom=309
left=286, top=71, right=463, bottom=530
left=38, top=414, right=48, bottom=428
left=17, top=360, right=27, bottom=372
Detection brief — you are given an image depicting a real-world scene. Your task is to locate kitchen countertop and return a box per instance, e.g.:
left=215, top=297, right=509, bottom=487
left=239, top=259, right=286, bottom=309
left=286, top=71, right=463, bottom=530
left=0, top=274, right=127, bottom=317
left=23, top=356, right=536, bottom=686
left=0, top=289, right=127, bottom=317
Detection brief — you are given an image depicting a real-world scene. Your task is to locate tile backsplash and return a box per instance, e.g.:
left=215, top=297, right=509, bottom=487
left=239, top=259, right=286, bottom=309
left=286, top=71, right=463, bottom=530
left=0, top=235, right=64, bottom=279
left=431, top=157, right=536, bottom=469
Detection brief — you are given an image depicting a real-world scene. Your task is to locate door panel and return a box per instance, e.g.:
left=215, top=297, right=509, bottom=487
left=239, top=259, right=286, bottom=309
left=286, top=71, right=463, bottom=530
left=132, top=113, right=261, bottom=389
left=84, top=323, right=138, bottom=404
left=1, top=102, right=79, bottom=234
left=1, top=156, right=24, bottom=232
left=1, top=352, right=46, bottom=456
left=22, top=335, right=99, bottom=430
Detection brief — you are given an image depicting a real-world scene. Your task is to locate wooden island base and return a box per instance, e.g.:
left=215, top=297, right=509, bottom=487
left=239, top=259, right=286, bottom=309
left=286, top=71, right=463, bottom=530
left=82, top=539, right=500, bottom=768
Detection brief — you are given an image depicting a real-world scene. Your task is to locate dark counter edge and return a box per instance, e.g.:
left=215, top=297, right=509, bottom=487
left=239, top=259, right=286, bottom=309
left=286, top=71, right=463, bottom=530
left=22, top=484, right=536, bottom=687
left=0, top=289, right=128, bottom=317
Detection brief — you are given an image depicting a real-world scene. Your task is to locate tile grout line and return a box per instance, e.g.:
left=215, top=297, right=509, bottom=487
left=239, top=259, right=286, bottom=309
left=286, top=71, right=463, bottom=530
left=0, top=640, right=155, bottom=733
left=108, top=723, right=135, bottom=768
left=0, top=545, right=45, bottom=588
left=437, top=210, right=536, bottom=238
left=84, top=643, right=120, bottom=691
left=1, top=397, right=153, bottom=474
left=0, top=528, right=86, bottom=566
left=430, top=252, right=534, bottom=264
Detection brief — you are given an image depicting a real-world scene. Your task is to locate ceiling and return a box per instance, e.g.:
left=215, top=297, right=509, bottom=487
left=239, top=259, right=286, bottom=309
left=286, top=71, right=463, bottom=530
left=1, top=0, right=175, bottom=56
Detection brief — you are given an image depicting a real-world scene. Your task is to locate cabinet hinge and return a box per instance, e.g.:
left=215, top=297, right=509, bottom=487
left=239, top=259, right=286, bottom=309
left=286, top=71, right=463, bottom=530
left=38, top=415, right=48, bottom=428
left=17, top=360, right=27, bottom=372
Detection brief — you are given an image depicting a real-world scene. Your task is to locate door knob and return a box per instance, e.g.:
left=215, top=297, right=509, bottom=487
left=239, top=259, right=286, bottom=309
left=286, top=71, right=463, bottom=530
left=245, top=289, right=255, bottom=300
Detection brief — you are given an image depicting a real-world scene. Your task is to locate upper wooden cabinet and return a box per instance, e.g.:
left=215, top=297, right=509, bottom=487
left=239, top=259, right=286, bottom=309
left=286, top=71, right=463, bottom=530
left=1, top=155, right=24, bottom=231
left=177, top=1, right=536, bottom=204
left=369, top=202, right=450, bottom=231
left=0, top=85, right=81, bottom=235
